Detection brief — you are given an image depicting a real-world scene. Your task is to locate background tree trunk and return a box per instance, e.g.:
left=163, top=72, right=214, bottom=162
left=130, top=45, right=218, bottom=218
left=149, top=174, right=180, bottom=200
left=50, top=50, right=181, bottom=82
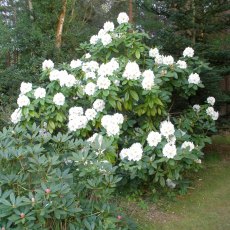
left=55, top=0, right=67, bottom=49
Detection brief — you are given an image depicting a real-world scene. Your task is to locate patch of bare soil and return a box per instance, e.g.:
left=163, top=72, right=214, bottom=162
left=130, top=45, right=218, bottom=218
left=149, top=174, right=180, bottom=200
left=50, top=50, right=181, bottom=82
left=121, top=201, right=179, bottom=223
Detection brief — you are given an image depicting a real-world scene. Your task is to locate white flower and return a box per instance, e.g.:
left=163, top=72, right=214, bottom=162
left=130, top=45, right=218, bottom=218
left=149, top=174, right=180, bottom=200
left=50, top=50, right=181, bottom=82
left=206, top=107, right=214, bottom=116
left=163, top=55, right=174, bottom=65
left=113, top=113, right=124, bottom=124
left=123, top=61, right=141, bottom=80
left=69, top=106, right=84, bottom=117
left=206, top=107, right=219, bottom=120
left=68, top=116, right=88, bottom=131
left=120, top=148, right=131, bottom=160
left=207, top=97, right=215, bottom=106
left=20, top=82, right=32, bottom=95
left=82, top=61, right=99, bottom=72
left=147, top=131, right=162, bottom=147
left=101, top=113, right=124, bottom=136
left=98, top=62, right=115, bottom=77
left=84, top=82, right=97, bottom=96
left=70, top=59, right=82, bottom=69
left=42, top=59, right=54, bottom=70
left=60, top=74, right=77, bottom=88
left=34, top=87, right=46, bottom=99
left=155, top=55, right=163, bottom=65
left=163, top=143, right=177, bottom=159
left=176, top=60, right=187, bottom=69
left=85, top=71, right=96, bottom=79
left=11, top=108, right=22, bottom=124
left=160, top=120, right=175, bottom=138
left=117, top=12, right=129, bottom=24
left=101, top=33, right=112, bottom=46
left=53, top=93, right=65, bottom=106
left=85, top=108, right=97, bottom=120
left=181, top=141, right=195, bottom=151
left=129, top=143, right=143, bottom=161
left=106, top=123, right=120, bottom=136
left=93, top=99, right=105, bottom=112
left=101, top=115, right=111, bottom=128
left=195, top=159, right=202, bottom=164
left=109, top=58, right=119, bottom=71
left=188, top=73, right=200, bottom=85
left=85, top=53, right=91, bottom=59
left=149, top=48, right=159, bottom=58
left=98, top=29, right=106, bottom=39
left=166, top=179, right=176, bottom=189
left=17, top=95, right=30, bottom=107
left=193, top=104, right=200, bottom=112
left=90, top=35, right=99, bottom=45
left=49, top=69, right=60, bottom=81
left=103, top=21, right=114, bottom=32
left=97, top=76, right=111, bottom=89
left=183, top=47, right=194, bottom=57
left=142, top=70, right=155, bottom=90
left=211, top=111, right=219, bottom=120
left=57, top=70, right=69, bottom=87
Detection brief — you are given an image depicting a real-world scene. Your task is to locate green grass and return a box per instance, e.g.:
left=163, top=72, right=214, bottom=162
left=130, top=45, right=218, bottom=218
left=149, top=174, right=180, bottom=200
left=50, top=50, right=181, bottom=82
left=122, top=152, right=230, bottom=230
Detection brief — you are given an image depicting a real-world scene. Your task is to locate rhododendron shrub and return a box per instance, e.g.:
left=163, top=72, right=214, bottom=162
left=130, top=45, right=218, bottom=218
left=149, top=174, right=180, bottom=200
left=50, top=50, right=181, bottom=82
left=10, top=13, right=218, bottom=190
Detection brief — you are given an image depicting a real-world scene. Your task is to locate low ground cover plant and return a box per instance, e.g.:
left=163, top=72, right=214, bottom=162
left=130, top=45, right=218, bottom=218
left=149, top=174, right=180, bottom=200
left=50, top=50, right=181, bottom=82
left=1, top=12, right=218, bottom=229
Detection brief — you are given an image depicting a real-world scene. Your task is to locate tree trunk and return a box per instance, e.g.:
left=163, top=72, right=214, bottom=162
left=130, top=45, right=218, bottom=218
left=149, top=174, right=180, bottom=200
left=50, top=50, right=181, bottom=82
left=55, top=0, right=67, bottom=49
left=129, top=0, right=133, bottom=24
left=27, top=0, right=34, bottom=20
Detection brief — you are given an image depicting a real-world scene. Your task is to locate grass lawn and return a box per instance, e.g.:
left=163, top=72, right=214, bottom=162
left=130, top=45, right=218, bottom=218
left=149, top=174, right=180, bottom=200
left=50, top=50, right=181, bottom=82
left=119, top=144, right=230, bottom=230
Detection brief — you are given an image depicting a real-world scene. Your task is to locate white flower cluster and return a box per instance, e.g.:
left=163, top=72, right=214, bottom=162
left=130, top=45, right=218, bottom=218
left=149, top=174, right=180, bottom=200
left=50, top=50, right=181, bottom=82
left=166, top=178, right=176, bottom=189
left=207, top=96, right=215, bottom=106
left=17, top=95, right=30, bottom=107
left=97, top=76, right=111, bottom=90
left=90, top=21, right=114, bottom=46
left=163, top=143, right=177, bottom=159
left=20, top=82, right=32, bottom=95
left=11, top=108, right=22, bottom=124
left=188, top=73, right=201, bottom=85
left=206, top=107, right=219, bottom=120
left=147, top=131, right=162, bottom=147
left=154, top=55, right=174, bottom=65
left=85, top=108, right=97, bottom=120
left=176, top=60, right=187, bottom=69
left=68, top=106, right=88, bottom=131
left=101, top=113, right=124, bottom=136
left=123, top=61, right=141, bottom=80
left=120, top=143, right=143, bottom=161
left=98, top=58, right=119, bottom=77
left=181, top=141, right=195, bottom=152
left=83, top=60, right=98, bottom=71
left=142, top=70, right=155, bottom=90
left=183, top=47, right=194, bottom=58
left=53, top=93, right=65, bottom=106
left=42, top=59, right=54, bottom=70
left=160, top=120, right=175, bottom=138
left=34, top=87, right=46, bottom=99
left=49, top=70, right=77, bottom=87
left=84, top=82, right=97, bottom=96
left=93, top=99, right=105, bottom=112
left=193, top=104, right=200, bottom=112
left=70, top=59, right=82, bottom=69
left=149, top=48, right=159, bottom=58
left=117, top=12, right=129, bottom=24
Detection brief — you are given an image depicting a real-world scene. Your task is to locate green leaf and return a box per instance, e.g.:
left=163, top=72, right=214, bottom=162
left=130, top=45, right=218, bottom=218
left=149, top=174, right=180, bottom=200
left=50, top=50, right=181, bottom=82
left=130, top=90, right=139, bottom=101
left=135, top=50, right=140, bottom=59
